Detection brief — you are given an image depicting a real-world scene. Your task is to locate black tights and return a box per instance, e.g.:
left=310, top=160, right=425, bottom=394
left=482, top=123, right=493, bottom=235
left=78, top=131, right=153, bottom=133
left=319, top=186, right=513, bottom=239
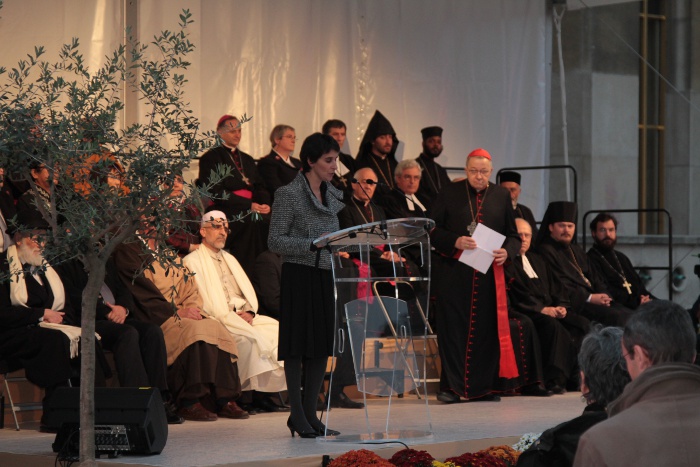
left=285, top=356, right=328, bottom=431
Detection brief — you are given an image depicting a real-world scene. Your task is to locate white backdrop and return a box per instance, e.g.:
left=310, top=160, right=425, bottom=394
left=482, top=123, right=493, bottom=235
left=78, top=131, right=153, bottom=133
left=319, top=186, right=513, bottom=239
left=0, top=0, right=548, bottom=205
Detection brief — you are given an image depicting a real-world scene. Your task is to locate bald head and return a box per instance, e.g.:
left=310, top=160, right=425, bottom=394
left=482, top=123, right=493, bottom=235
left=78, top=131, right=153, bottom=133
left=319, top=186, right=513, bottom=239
left=516, top=218, right=532, bottom=255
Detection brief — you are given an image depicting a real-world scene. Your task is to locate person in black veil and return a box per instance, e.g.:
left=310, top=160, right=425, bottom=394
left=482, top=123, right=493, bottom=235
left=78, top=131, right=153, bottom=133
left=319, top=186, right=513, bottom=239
left=355, top=110, right=400, bottom=207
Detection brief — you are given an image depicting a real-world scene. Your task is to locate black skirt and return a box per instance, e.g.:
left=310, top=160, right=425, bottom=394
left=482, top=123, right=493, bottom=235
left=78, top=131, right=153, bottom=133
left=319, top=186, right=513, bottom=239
left=278, top=262, right=335, bottom=360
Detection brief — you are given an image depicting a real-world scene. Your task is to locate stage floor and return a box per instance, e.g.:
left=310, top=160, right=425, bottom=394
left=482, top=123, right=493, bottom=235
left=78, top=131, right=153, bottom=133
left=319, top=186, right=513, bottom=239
left=0, top=392, right=584, bottom=466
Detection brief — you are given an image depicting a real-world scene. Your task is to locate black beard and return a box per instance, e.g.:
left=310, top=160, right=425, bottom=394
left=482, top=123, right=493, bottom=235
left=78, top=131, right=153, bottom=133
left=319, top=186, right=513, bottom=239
left=594, top=237, right=616, bottom=251
left=422, top=148, right=442, bottom=159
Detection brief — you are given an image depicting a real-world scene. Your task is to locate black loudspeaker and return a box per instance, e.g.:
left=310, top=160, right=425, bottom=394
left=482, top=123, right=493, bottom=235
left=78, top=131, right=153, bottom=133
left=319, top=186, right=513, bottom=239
left=45, top=387, right=168, bottom=456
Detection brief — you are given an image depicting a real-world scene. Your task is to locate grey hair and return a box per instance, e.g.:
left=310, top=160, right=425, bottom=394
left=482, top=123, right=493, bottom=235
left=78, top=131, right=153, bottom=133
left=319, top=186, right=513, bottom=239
left=270, top=124, right=294, bottom=147
left=394, top=159, right=421, bottom=178
left=623, top=300, right=697, bottom=365
left=578, top=325, right=630, bottom=406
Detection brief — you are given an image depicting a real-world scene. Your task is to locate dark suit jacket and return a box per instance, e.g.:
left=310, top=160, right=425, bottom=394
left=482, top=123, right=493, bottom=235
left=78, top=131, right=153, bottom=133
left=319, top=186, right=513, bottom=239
left=257, top=150, right=302, bottom=200
left=380, top=188, right=428, bottom=220
left=507, top=251, right=571, bottom=314
left=56, top=258, right=137, bottom=324
left=197, top=145, right=270, bottom=213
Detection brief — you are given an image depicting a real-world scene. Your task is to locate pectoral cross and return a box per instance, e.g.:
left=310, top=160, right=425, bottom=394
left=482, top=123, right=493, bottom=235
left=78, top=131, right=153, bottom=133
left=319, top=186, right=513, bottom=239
left=622, top=279, right=632, bottom=295
left=468, top=221, right=477, bottom=236
left=241, top=175, right=250, bottom=185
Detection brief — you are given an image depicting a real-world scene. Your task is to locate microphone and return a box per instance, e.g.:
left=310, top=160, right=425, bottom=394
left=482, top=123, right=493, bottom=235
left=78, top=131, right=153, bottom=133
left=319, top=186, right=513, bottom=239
left=350, top=177, right=388, bottom=238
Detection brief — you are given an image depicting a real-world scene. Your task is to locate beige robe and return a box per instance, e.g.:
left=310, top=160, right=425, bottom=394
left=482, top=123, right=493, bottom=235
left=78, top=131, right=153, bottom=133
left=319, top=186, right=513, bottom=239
left=144, top=259, right=238, bottom=366
left=184, top=246, right=286, bottom=391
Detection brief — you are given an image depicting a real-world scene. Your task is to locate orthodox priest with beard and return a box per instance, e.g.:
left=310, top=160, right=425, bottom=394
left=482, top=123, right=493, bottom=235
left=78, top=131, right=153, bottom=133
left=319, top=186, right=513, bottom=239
left=430, top=148, right=521, bottom=403
left=355, top=110, right=399, bottom=206
left=587, top=212, right=654, bottom=309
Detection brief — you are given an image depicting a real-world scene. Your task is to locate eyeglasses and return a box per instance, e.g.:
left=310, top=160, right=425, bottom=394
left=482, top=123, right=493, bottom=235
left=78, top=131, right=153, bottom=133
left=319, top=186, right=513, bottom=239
left=283, top=135, right=297, bottom=141
left=400, top=175, right=421, bottom=181
left=467, top=169, right=491, bottom=177
left=353, top=178, right=378, bottom=185
left=204, top=224, right=231, bottom=234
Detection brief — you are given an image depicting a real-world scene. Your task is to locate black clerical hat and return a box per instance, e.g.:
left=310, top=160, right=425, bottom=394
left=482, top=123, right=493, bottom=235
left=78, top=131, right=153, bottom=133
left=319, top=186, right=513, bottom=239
left=535, top=201, right=578, bottom=246
left=499, top=171, right=521, bottom=185
left=364, top=110, right=395, bottom=140
left=421, top=126, right=442, bottom=140
left=8, top=206, right=50, bottom=236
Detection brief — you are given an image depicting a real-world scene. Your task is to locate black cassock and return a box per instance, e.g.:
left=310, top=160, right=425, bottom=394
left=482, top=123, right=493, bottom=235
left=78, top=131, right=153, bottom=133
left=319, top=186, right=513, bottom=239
left=507, top=252, right=591, bottom=386
left=198, top=145, right=271, bottom=275
left=587, top=245, right=653, bottom=309
left=430, top=181, right=521, bottom=399
left=536, top=237, right=634, bottom=327
left=415, top=154, right=451, bottom=210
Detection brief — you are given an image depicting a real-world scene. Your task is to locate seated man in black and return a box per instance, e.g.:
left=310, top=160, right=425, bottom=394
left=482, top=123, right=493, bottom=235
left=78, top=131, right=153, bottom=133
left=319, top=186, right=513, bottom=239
left=535, top=201, right=634, bottom=327
left=57, top=258, right=183, bottom=424
left=508, top=218, right=591, bottom=393
left=0, top=213, right=77, bottom=428
left=587, top=212, right=654, bottom=309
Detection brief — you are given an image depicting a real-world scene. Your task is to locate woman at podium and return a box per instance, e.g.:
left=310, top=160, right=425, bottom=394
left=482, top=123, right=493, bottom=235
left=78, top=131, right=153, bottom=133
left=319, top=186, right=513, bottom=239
left=269, top=133, right=346, bottom=438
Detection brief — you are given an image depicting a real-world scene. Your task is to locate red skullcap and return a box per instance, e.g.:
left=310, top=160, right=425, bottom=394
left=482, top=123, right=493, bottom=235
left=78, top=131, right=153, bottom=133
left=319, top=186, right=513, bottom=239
left=217, top=114, right=237, bottom=129
left=467, top=148, right=492, bottom=160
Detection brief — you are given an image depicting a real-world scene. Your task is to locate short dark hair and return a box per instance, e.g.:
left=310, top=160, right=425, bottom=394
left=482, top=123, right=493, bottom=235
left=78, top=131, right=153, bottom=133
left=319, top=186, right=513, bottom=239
left=623, top=300, right=697, bottom=365
left=299, top=133, right=339, bottom=173
left=322, top=119, right=346, bottom=135
left=578, top=325, right=630, bottom=406
left=589, top=212, right=618, bottom=232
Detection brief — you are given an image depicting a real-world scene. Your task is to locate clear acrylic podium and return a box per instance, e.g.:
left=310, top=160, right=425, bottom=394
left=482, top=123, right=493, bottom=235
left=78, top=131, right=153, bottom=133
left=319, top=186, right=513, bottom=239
left=314, top=217, right=435, bottom=442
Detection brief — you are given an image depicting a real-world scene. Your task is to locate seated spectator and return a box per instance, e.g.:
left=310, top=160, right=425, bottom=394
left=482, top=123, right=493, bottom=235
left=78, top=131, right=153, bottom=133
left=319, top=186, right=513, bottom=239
left=164, top=173, right=210, bottom=257
left=499, top=170, right=538, bottom=236
left=535, top=201, right=634, bottom=326
left=517, top=326, right=630, bottom=466
left=508, top=218, right=591, bottom=393
left=57, top=257, right=183, bottom=424
left=574, top=301, right=700, bottom=466
left=381, top=159, right=429, bottom=219
left=322, top=119, right=356, bottom=200
left=586, top=212, right=654, bottom=309
left=183, top=211, right=287, bottom=413
left=113, top=220, right=249, bottom=422
left=257, top=124, right=302, bottom=199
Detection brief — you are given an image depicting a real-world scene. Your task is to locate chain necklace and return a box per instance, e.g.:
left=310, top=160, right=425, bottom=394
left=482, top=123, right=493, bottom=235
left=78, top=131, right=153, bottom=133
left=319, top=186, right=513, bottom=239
left=228, top=148, right=250, bottom=185
left=466, top=183, right=489, bottom=236
left=352, top=197, right=374, bottom=224
left=370, top=154, right=394, bottom=188
left=591, top=247, right=633, bottom=294
left=566, top=246, right=592, bottom=288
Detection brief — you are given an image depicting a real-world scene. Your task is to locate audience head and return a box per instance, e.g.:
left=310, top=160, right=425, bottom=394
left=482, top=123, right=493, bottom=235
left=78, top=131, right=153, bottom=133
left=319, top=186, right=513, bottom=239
left=499, top=171, right=522, bottom=204
left=515, top=218, right=533, bottom=255
left=299, top=132, right=339, bottom=175
left=270, top=124, right=296, bottom=154
left=217, top=115, right=242, bottom=149
left=322, top=119, right=347, bottom=150
left=465, top=148, right=493, bottom=192
left=578, top=325, right=630, bottom=406
left=351, top=167, right=378, bottom=203
left=394, top=159, right=421, bottom=195
left=363, top=111, right=395, bottom=158
left=622, top=300, right=697, bottom=380
left=12, top=209, right=50, bottom=266
left=590, top=212, right=618, bottom=251
left=199, top=210, right=230, bottom=252
left=29, top=161, right=58, bottom=191
left=420, top=126, right=443, bottom=159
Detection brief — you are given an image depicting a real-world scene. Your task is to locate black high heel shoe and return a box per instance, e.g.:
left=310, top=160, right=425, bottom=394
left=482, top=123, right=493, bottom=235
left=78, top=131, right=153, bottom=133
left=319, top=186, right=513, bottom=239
left=287, top=417, right=318, bottom=438
left=314, top=424, right=340, bottom=437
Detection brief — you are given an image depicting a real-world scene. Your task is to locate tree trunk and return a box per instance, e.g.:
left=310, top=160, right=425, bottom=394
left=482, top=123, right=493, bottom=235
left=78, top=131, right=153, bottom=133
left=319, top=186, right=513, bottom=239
left=78, top=256, right=107, bottom=466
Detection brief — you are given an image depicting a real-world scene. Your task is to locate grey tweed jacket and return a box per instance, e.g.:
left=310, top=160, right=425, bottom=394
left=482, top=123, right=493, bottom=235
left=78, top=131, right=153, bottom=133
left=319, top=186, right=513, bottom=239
left=268, top=172, right=345, bottom=270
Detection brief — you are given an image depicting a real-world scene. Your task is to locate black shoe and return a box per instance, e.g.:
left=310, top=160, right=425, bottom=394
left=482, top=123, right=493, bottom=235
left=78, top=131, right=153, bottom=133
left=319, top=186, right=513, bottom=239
left=521, top=384, right=553, bottom=397
left=329, top=391, right=364, bottom=409
left=254, top=396, right=291, bottom=413
left=436, top=391, right=461, bottom=403
left=547, top=384, right=567, bottom=395
left=164, top=401, right=185, bottom=424
left=313, top=423, right=340, bottom=437
left=467, top=393, right=501, bottom=402
left=238, top=402, right=259, bottom=415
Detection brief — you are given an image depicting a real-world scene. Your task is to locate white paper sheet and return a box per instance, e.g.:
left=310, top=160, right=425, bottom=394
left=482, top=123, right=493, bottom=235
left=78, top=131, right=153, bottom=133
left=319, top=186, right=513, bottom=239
left=458, top=223, right=506, bottom=274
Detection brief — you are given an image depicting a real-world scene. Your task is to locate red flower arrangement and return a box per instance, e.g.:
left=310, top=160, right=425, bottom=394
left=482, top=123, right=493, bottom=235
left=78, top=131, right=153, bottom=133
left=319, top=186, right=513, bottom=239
left=478, top=445, right=520, bottom=465
left=389, top=448, right=435, bottom=466
left=329, top=449, right=395, bottom=466
left=444, top=451, right=508, bottom=467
